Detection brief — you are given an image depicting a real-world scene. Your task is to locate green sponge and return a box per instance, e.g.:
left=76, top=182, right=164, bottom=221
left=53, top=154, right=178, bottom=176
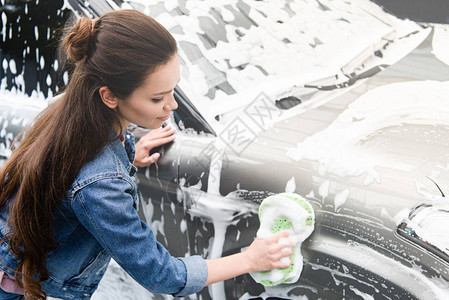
left=250, top=193, right=315, bottom=286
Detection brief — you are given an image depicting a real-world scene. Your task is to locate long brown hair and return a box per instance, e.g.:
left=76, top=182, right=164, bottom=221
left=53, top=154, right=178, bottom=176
left=0, top=9, right=177, bottom=300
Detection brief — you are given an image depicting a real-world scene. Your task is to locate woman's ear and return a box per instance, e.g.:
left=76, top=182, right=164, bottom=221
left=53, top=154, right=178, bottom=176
left=99, top=86, right=118, bottom=109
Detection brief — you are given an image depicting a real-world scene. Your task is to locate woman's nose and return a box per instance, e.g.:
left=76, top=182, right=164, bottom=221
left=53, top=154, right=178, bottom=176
left=165, top=93, right=178, bottom=111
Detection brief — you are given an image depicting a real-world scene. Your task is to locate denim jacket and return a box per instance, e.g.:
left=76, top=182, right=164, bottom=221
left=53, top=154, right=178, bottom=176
left=0, top=132, right=207, bottom=299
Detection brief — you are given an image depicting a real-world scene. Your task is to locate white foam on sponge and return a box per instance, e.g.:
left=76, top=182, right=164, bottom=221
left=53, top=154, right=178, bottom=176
left=250, top=193, right=315, bottom=286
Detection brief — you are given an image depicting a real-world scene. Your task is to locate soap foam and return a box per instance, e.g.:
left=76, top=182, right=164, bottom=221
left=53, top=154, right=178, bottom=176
left=432, top=24, right=449, bottom=66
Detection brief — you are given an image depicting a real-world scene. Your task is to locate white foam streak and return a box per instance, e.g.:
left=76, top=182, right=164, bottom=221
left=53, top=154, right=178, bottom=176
left=312, top=240, right=449, bottom=299
left=1, top=12, right=6, bottom=42
left=334, top=189, right=350, bottom=212
left=318, top=180, right=330, bottom=200
left=432, top=24, right=449, bottom=66
left=285, top=177, right=296, bottom=193
left=0, top=89, right=47, bottom=108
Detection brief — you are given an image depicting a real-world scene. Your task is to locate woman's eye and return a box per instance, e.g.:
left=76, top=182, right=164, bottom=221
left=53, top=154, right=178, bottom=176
left=152, top=97, right=164, bottom=103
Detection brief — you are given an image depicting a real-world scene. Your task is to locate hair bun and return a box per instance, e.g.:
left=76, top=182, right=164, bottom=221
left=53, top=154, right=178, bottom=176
left=63, top=17, right=95, bottom=62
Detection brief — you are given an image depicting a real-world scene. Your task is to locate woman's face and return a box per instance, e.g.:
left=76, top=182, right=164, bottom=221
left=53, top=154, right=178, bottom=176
left=116, top=55, right=180, bottom=130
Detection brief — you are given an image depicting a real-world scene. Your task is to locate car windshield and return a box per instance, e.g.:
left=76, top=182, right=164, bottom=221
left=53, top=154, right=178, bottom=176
left=121, top=0, right=425, bottom=122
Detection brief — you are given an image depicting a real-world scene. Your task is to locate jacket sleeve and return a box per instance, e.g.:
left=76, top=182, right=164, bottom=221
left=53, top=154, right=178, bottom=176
left=71, top=177, right=207, bottom=297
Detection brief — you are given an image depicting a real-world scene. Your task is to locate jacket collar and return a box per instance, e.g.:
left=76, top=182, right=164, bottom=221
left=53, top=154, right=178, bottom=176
left=108, top=131, right=137, bottom=177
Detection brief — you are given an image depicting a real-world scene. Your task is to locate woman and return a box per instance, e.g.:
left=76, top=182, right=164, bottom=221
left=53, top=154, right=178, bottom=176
left=0, top=9, right=292, bottom=300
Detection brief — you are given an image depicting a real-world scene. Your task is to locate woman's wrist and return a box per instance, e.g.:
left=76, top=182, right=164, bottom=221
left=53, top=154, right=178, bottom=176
left=205, top=252, right=253, bottom=286
left=240, top=250, right=255, bottom=273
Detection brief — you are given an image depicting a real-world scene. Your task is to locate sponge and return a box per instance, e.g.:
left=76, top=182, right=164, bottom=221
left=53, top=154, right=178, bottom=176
left=250, top=193, right=315, bottom=286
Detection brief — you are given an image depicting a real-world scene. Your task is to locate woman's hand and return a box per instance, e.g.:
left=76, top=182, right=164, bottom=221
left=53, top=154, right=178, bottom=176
left=205, top=231, right=293, bottom=286
left=133, top=125, right=176, bottom=167
left=243, top=231, right=293, bottom=272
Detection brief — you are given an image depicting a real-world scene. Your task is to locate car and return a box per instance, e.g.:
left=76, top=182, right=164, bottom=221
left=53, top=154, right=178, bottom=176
left=1, top=0, right=449, bottom=299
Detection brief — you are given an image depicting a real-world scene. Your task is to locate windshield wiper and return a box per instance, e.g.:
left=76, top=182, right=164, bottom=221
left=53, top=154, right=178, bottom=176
left=427, top=176, right=446, bottom=197
left=304, top=64, right=388, bottom=91
left=303, top=26, right=424, bottom=91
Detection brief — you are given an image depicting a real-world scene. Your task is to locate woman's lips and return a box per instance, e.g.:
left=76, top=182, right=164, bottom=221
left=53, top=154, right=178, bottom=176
left=158, top=114, right=170, bottom=121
